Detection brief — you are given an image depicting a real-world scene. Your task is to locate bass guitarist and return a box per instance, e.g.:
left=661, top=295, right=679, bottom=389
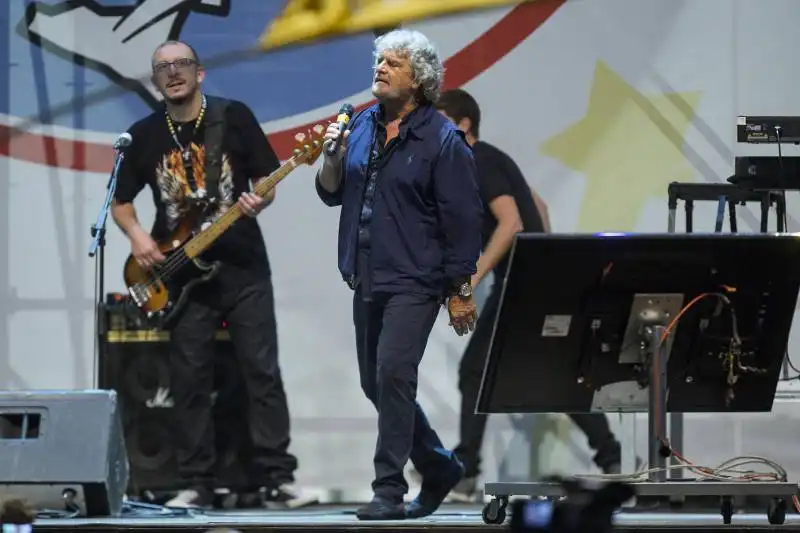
left=111, top=40, right=312, bottom=510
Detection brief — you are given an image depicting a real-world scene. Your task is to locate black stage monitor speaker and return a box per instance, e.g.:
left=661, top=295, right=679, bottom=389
left=477, top=233, right=798, bottom=415
left=0, top=390, right=129, bottom=517
left=101, top=327, right=252, bottom=495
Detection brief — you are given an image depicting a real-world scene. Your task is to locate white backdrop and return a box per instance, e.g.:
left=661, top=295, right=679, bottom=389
left=3, top=0, right=800, bottom=495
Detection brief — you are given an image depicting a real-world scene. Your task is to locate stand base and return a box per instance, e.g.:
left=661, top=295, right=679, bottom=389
left=482, top=481, right=797, bottom=525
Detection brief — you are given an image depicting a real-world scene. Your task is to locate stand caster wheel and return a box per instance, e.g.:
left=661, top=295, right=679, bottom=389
left=720, top=496, right=733, bottom=525
left=482, top=497, right=508, bottom=525
left=767, top=498, right=787, bottom=525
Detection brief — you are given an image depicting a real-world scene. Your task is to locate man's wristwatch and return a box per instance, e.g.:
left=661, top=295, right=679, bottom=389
left=450, top=278, right=472, bottom=298
left=457, top=282, right=473, bottom=298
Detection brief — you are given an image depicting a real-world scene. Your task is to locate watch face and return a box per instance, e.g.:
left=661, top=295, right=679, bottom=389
left=459, top=284, right=472, bottom=297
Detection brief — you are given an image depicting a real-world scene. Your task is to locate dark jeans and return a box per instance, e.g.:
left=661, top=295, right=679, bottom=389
left=169, top=264, right=297, bottom=489
left=455, top=283, right=621, bottom=477
left=353, top=289, right=454, bottom=500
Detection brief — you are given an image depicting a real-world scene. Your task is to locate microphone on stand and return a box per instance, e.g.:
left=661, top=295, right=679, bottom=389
left=90, top=132, right=130, bottom=255
left=325, top=103, right=354, bottom=156
left=114, top=132, right=133, bottom=150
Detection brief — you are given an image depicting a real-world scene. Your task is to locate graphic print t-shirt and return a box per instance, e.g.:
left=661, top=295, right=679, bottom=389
left=114, top=98, right=280, bottom=274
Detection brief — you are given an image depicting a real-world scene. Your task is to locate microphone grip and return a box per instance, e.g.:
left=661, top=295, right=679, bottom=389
left=325, top=122, right=347, bottom=156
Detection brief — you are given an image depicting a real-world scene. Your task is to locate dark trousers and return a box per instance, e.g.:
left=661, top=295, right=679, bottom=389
left=169, top=264, right=297, bottom=489
left=455, top=284, right=620, bottom=477
left=353, top=289, right=454, bottom=500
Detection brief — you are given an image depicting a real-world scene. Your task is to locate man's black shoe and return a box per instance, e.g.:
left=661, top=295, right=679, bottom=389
left=356, top=496, right=406, bottom=520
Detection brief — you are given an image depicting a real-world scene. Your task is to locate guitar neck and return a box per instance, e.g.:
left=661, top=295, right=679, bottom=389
left=183, top=156, right=301, bottom=259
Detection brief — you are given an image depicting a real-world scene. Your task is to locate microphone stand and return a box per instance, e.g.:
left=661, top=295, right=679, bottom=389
left=88, top=144, right=125, bottom=389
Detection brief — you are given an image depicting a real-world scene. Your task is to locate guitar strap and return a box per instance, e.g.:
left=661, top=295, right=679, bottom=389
left=203, top=95, right=230, bottom=204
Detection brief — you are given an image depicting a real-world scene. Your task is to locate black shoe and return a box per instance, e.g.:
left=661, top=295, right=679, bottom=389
left=356, top=496, right=406, bottom=520
left=235, top=491, right=261, bottom=509
left=406, top=454, right=465, bottom=518
left=594, top=440, right=622, bottom=473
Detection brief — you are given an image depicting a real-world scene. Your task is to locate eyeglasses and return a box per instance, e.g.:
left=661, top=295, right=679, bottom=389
left=153, top=58, right=197, bottom=74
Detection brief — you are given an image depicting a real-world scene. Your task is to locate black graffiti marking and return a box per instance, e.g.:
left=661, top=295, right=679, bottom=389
left=16, top=0, right=230, bottom=110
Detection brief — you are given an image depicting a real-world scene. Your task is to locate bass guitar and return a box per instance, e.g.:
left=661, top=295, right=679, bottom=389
left=123, top=124, right=324, bottom=327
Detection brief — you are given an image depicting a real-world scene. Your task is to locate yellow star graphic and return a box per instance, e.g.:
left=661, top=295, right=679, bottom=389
left=540, top=61, right=702, bottom=231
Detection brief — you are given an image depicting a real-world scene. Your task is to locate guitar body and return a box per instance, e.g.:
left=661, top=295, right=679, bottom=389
left=123, top=212, right=220, bottom=329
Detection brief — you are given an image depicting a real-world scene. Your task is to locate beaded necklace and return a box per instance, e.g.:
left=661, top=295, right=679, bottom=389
left=165, top=93, right=207, bottom=167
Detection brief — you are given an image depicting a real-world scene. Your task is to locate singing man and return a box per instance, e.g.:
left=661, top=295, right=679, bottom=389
left=315, top=29, right=483, bottom=520
left=111, top=40, right=312, bottom=509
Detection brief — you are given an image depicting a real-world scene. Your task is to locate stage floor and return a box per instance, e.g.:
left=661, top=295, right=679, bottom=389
left=32, top=504, right=800, bottom=533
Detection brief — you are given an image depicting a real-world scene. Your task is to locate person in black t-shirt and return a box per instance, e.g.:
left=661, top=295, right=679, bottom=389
left=111, top=40, right=314, bottom=510
left=435, top=89, right=623, bottom=501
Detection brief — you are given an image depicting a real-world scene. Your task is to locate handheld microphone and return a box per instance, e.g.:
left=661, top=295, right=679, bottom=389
left=325, top=103, right=354, bottom=156
left=114, top=132, right=133, bottom=150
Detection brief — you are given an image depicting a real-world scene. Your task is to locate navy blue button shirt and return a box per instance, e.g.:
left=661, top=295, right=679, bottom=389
left=355, top=119, right=386, bottom=249
left=316, top=102, right=483, bottom=296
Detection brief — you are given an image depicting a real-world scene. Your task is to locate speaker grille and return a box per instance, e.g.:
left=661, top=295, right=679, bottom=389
left=101, top=329, right=251, bottom=494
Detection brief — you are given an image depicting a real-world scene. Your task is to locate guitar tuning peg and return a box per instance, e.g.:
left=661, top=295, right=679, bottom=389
left=293, top=148, right=302, bottom=156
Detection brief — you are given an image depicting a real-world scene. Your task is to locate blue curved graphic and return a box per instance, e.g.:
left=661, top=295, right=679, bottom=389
left=5, top=0, right=376, bottom=133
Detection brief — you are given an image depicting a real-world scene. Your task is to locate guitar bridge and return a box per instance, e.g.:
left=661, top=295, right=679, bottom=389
left=128, top=284, right=149, bottom=306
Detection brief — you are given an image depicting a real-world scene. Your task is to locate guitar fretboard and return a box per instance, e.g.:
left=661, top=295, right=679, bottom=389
left=183, top=155, right=301, bottom=258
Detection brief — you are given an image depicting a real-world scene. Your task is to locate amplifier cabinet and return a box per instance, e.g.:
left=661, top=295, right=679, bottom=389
left=100, top=330, right=253, bottom=494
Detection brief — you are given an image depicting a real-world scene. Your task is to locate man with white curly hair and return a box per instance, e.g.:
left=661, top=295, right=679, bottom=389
left=315, top=28, right=483, bottom=520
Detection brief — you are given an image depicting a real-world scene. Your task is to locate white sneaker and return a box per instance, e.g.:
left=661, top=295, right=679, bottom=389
left=165, top=489, right=205, bottom=508
left=262, top=484, right=319, bottom=509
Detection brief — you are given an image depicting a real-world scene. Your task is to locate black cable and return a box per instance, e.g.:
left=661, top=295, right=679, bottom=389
left=121, top=500, right=194, bottom=518
left=779, top=349, right=800, bottom=381
left=33, top=500, right=193, bottom=521
left=34, top=509, right=80, bottom=520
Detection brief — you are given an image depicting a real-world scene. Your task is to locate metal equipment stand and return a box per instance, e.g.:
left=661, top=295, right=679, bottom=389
left=479, top=229, right=797, bottom=526
left=666, top=181, right=783, bottom=235
left=88, top=144, right=127, bottom=389
left=664, top=182, right=787, bottom=483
